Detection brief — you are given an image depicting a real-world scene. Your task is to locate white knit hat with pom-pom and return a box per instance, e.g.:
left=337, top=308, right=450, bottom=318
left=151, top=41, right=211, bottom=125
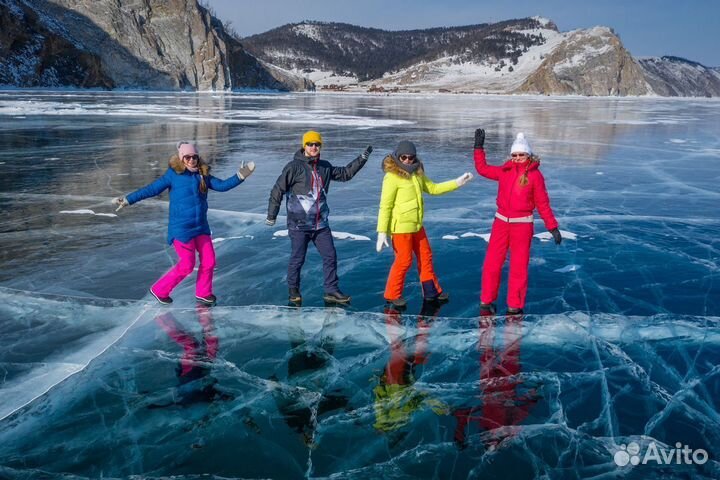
left=511, top=133, right=532, bottom=155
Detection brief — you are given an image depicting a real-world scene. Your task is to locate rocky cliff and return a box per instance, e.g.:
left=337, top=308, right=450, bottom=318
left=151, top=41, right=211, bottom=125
left=0, top=0, right=311, bottom=90
left=515, top=27, right=653, bottom=96
left=0, top=0, right=113, bottom=88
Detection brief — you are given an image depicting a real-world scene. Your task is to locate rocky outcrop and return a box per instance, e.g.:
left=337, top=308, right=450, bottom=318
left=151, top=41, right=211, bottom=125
left=638, top=56, right=720, bottom=97
left=515, top=27, right=653, bottom=96
left=0, top=0, right=113, bottom=88
left=0, top=0, right=312, bottom=91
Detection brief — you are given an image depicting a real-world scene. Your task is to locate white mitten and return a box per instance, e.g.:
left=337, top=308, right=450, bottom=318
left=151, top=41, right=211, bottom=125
left=238, top=161, right=256, bottom=180
left=455, top=172, right=474, bottom=187
left=112, top=196, right=129, bottom=211
left=376, top=232, right=390, bottom=253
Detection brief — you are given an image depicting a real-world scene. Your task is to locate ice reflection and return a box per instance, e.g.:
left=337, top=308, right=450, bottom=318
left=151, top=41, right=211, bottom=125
left=374, top=301, right=447, bottom=435
left=452, top=313, right=540, bottom=451
left=149, top=306, right=233, bottom=408
left=272, top=309, right=350, bottom=448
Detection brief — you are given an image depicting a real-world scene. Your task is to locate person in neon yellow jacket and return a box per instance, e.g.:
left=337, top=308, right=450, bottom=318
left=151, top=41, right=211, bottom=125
left=376, top=140, right=473, bottom=308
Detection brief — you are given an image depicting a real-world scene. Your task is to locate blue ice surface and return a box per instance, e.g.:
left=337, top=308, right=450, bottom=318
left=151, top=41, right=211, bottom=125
left=0, top=90, right=719, bottom=478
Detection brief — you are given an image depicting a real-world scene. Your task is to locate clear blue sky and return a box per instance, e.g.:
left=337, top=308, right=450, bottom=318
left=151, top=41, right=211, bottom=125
left=204, top=0, right=720, bottom=66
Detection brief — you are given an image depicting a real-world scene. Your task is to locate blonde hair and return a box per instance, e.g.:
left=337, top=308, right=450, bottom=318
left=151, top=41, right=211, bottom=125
left=519, top=154, right=540, bottom=187
left=198, top=160, right=210, bottom=194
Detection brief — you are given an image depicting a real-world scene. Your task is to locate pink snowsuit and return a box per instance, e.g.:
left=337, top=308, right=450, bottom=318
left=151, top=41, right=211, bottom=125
left=474, top=148, right=558, bottom=309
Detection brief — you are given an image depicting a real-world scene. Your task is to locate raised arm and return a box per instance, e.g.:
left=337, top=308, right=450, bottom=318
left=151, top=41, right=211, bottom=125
left=473, top=129, right=502, bottom=181
left=330, top=146, right=372, bottom=182
left=206, top=160, right=255, bottom=192
left=126, top=169, right=172, bottom=205
left=207, top=174, right=241, bottom=192
left=420, top=175, right=460, bottom=196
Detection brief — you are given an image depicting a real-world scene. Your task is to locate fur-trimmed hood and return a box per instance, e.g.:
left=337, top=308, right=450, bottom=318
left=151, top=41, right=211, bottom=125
left=382, top=154, right=424, bottom=179
left=169, top=154, right=211, bottom=176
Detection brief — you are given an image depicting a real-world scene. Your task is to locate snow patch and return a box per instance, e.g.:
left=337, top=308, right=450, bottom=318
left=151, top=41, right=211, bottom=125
left=212, top=235, right=254, bottom=244
left=273, top=230, right=370, bottom=241
left=59, top=209, right=117, bottom=218
left=554, top=264, right=581, bottom=273
left=553, top=42, right=613, bottom=74
left=293, top=23, right=324, bottom=42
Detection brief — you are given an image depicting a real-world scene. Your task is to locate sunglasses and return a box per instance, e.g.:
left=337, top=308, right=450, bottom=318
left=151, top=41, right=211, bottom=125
left=183, top=154, right=199, bottom=161
left=511, top=153, right=528, bottom=158
left=305, top=142, right=322, bottom=148
left=399, top=154, right=416, bottom=161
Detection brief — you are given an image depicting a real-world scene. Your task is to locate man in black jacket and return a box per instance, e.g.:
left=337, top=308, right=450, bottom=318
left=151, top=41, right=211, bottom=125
left=266, top=130, right=372, bottom=305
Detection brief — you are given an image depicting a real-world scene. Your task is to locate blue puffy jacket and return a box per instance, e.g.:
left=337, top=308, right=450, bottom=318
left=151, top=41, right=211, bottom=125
left=127, top=160, right=241, bottom=244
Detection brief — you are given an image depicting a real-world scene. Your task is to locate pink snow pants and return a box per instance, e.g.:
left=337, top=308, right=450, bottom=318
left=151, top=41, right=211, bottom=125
left=151, top=234, right=215, bottom=298
left=481, top=219, right=533, bottom=309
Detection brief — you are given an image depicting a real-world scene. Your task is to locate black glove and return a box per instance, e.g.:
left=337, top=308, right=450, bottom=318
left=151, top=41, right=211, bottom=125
left=474, top=128, right=485, bottom=149
left=549, top=228, right=562, bottom=245
left=361, top=145, right=373, bottom=160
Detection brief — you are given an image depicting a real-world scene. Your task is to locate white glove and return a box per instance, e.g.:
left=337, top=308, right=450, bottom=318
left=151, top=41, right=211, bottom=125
left=376, top=232, right=390, bottom=253
left=112, top=196, right=129, bottom=211
left=455, top=172, right=473, bottom=187
left=238, top=161, right=256, bottom=180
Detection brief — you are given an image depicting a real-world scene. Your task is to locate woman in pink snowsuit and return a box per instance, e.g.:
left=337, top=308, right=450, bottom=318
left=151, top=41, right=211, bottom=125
left=473, top=129, right=561, bottom=315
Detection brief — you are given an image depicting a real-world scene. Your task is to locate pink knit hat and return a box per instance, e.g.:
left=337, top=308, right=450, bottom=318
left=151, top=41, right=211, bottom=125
left=177, top=141, right=199, bottom=158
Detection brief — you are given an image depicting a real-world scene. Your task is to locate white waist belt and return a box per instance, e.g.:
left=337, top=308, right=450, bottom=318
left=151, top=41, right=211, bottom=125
left=495, top=212, right=534, bottom=223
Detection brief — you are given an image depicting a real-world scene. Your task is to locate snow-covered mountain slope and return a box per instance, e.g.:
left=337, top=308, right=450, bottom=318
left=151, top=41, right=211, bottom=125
left=244, top=17, right=554, bottom=88
left=638, top=56, right=720, bottom=97
left=372, top=18, right=567, bottom=93
left=245, top=17, right=718, bottom=97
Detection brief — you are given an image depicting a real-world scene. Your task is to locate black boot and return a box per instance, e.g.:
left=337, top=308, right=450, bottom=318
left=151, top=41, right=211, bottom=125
left=385, top=297, right=407, bottom=309
left=289, top=288, right=302, bottom=304
left=507, top=307, right=524, bottom=315
left=426, top=291, right=449, bottom=303
left=195, top=294, right=217, bottom=306
left=150, top=289, right=173, bottom=305
left=323, top=291, right=351, bottom=304
left=480, top=303, right=496, bottom=315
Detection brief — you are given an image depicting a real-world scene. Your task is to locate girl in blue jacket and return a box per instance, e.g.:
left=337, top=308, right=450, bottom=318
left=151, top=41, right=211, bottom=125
left=113, top=141, right=255, bottom=305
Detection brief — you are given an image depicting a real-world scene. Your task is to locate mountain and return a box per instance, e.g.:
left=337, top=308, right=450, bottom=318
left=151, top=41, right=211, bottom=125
left=2, top=4, right=716, bottom=97
left=514, top=26, right=651, bottom=96
left=0, top=0, right=312, bottom=91
left=244, top=18, right=717, bottom=97
left=243, top=18, right=551, bottom=82
left=637, top=56, right=720, bottom=97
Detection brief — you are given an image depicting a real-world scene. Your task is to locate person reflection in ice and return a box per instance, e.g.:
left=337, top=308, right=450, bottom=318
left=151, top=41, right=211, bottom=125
left=271, top=310, right=350, bottom=446
left=149, top=304, right=232, bottom=408
left=373, top=301, right=448, bottom=435
left=452, top=311, right=539, bottom=450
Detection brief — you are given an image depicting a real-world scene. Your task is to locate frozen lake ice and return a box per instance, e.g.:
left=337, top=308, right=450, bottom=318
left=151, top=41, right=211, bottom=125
left=0, top=90, right=719, bottom=478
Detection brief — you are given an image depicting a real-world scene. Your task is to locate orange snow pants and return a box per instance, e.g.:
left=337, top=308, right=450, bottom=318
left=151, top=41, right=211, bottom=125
left=384, top=227, right=442, bottom=301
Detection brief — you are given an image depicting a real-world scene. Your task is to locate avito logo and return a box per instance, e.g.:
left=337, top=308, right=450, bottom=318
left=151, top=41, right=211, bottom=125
left=614, top=441, right=708, bottom=467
